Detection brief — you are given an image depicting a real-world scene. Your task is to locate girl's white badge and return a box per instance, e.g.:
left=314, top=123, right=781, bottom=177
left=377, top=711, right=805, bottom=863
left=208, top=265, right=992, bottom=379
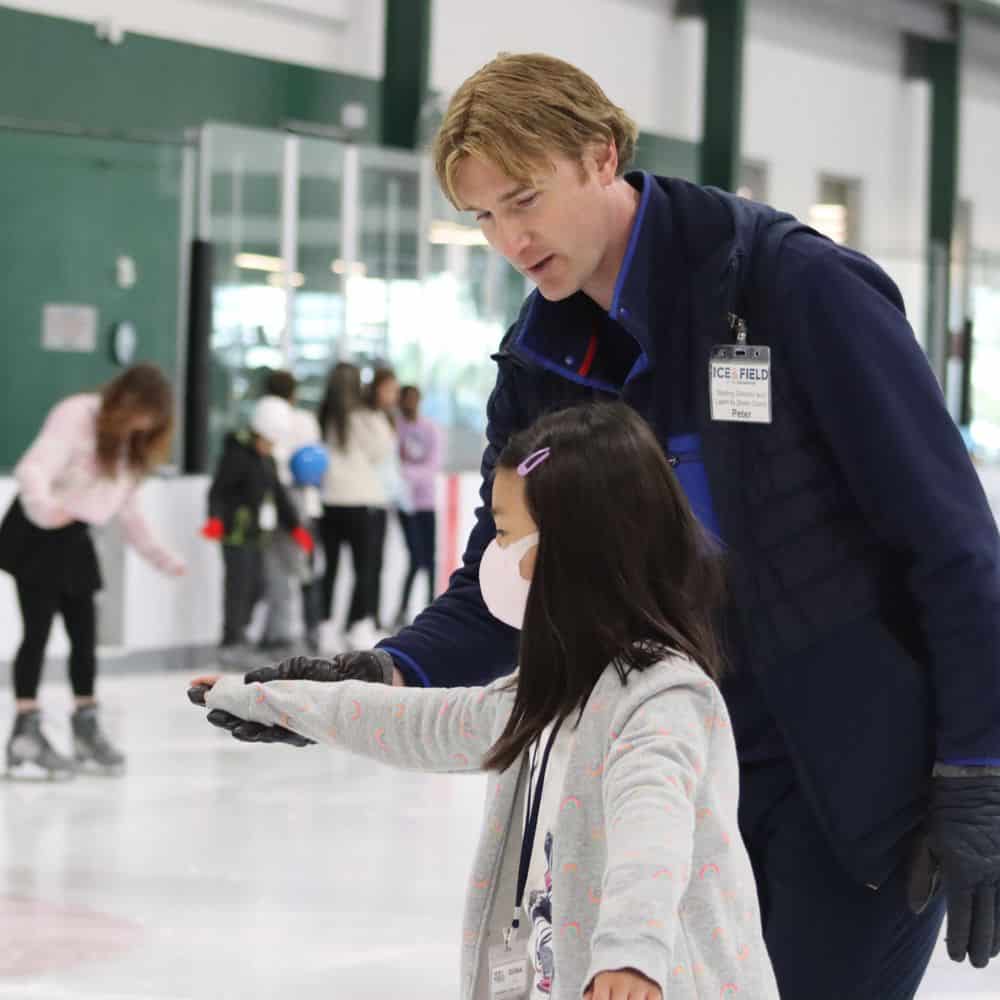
left=488, top=937, right=530, bottom=999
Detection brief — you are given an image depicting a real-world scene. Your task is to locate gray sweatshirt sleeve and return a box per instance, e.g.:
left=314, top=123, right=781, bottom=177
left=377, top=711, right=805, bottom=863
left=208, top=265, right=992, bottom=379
left=583, top=674, right=716, bottom=996
left=204, top=673, right=516, bottom=773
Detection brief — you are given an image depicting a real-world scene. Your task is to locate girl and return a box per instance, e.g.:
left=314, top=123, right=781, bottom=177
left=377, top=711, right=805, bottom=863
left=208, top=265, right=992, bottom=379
left=2, top=363, right=186, bottom=779
left=316, top=362, right=395, bottom=650
left=364, top=366, right=402, bottom=631
left=193, top=402, right=778, bottom=1000
left=394, top=383, right=441, bottom=628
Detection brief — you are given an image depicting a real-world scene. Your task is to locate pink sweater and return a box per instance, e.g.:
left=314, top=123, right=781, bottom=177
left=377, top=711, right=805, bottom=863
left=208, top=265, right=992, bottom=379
left=397, top=415, right=441, bottom=511
left=15, top=394, right=185, bottom=575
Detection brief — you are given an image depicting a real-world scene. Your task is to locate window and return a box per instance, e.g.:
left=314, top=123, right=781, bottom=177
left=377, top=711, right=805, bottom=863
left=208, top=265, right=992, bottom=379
left=737, top=160, right=768, bottom=203
left=809, top=175, right=862, bottom=247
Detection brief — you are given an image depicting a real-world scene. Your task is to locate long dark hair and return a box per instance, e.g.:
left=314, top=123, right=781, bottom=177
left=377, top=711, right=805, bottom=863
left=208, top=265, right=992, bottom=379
left=318, top=362, right=362, bottom=448
left=482, top=402, right=724, bottom=772
left=96, top=363, right=174, bottom=477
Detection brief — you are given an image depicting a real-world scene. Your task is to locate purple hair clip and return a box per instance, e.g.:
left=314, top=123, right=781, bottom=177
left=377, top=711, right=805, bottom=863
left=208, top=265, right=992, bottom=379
left=517, top=447, right=551, bottom=477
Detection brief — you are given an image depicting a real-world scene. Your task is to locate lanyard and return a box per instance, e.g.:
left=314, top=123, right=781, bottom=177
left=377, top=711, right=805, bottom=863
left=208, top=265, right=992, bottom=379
left=507, top=714, right=566, bottom=947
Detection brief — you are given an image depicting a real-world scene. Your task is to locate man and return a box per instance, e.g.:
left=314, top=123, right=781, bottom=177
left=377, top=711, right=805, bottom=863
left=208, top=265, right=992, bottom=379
left=208, top=53, right=1000, bottom=998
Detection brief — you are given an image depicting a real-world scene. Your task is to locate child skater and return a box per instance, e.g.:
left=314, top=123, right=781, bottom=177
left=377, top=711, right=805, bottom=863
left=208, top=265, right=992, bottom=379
left=2, top=363, right=186, bottom=778
left=190, top=402, right=778, bottom=1000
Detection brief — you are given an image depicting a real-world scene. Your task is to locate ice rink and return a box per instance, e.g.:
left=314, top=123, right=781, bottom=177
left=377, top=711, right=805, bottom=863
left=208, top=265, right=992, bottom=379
left=1, top=672, right=999, bottom=998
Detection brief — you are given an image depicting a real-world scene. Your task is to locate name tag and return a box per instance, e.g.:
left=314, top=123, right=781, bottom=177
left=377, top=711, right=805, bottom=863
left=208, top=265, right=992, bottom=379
left=488, top=940, right=530, bottom=999
left=709, top=345, right=772, bottom=424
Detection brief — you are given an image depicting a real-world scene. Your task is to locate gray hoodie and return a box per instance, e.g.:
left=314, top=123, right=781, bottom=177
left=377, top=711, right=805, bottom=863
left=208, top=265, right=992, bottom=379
left=206, top=655, right=779, bottom=999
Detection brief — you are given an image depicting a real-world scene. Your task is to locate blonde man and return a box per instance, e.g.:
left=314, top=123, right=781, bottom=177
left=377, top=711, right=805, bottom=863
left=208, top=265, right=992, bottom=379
left=207, top=53, right=1000, bottom=999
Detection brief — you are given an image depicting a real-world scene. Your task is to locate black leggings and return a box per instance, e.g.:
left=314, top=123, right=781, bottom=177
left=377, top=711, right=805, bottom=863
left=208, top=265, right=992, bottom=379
left=13, top=582, right=97, bottom=700
left=319, top=505, right=373, bottom=627
left=369, top=508, right=388, bottom=628
left=397, top=510, right=436, bottom=619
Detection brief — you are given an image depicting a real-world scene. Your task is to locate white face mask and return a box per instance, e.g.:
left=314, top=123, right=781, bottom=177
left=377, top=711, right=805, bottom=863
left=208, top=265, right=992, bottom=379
left=479, top=531, right=539, bottom=630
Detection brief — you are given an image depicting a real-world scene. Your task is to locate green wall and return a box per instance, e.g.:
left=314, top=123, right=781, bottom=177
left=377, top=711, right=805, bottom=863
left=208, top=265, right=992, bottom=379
left=0, top=5, right=380, bottom=468
left=634, top=132, right=699, bottom=180
left=0, top=6, right=380, bottom=139
left=0, top=132, right=183, bottom=466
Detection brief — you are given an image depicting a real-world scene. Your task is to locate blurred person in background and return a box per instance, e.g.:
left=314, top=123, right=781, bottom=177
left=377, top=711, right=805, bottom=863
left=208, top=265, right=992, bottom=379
left=0, top=363, right=185, bottom=779
left=202, top=396, right=313, bottom=666
left=258, top=370, right=324, bottom=652
left=365, top=367, right=403, bottom=632
left=317, top=362, right=394, bottom=650
left=394, top=385, right=441, bottom=629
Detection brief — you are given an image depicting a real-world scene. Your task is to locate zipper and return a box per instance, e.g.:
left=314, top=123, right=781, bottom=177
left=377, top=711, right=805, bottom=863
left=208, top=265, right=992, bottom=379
left=667, top=443, right=701, bottom=468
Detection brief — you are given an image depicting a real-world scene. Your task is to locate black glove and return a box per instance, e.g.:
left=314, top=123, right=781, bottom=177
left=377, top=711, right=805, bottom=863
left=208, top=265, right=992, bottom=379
left=204, top=650, right=396, bottom=748
left=925, top=765, right=1000, bottom=968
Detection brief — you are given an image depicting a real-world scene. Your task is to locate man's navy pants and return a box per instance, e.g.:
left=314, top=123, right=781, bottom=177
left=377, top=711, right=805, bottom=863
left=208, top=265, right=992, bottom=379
left=740, top=759, right=946, bottom=999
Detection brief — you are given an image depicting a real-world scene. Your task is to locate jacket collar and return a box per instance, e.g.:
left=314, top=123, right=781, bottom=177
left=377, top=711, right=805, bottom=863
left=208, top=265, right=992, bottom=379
left=506, top=173, right=793, bottom=390
left=508, top=171, right=670, bottom=388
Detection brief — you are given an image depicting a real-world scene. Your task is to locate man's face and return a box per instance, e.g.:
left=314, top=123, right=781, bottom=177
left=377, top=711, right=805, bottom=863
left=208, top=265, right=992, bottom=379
left=453, top=150, right=616, bottom=303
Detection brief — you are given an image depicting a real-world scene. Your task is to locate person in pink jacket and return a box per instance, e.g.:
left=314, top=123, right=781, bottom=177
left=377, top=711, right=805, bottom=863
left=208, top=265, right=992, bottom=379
left=394, top=385, right=442, bottom=627
left=0, top=363, right=186, bottom=779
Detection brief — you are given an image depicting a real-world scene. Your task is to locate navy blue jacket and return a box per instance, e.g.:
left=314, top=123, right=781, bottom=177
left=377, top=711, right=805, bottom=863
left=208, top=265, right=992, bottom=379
left=381, top=173, right=1000, bottom=885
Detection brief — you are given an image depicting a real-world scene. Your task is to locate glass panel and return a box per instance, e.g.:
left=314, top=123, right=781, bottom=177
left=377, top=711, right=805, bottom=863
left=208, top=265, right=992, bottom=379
left=968, top=250, right=1000, bottom=455
left=810, top=174, right=862, bottom=247
left=200, top=126, right=528, bottom=471
left=291, top=135, right=346, bottom=412
left=203, top=123, right=286, bottom=460
left=737, top=160, right=768, bottom=202
left=345, top=145, right=423, bottom=365
left=404, top=180, right=526, bottom=470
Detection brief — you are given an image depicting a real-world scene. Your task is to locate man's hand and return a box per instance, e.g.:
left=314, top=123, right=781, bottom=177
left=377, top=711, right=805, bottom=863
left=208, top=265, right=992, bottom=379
left=583, top=968, right=661, bottom=1000
left=926, top=765, right=1000, bottom=968
left=205, top=650, right=397, bottom=747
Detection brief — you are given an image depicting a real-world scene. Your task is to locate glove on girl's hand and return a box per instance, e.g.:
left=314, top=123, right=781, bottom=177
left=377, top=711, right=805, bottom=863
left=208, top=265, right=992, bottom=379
left=205, top=651, right=396, bottom=747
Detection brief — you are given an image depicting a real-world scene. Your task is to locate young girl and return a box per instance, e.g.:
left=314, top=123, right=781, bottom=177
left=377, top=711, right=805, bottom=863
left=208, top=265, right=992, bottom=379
left=395, top=383, right=442, bottom=627
left=2, top=363, right=186, bottom=779
left=192, top=402, right=778, bottom=1000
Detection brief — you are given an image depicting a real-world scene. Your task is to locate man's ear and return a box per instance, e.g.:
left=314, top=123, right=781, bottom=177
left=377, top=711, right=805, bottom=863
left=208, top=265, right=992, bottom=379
left=591, top=139, right=619, bottom=186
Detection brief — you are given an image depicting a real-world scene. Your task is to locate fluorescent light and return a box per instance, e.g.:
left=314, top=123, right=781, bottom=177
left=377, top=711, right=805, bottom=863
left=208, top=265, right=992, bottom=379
left=266, top=271, right=305, bottom=288
left=330, top=259, right=368, bottom=276
left=428, top=221, right=489, bottom=246
left=234, top=252, right=285, bottom=272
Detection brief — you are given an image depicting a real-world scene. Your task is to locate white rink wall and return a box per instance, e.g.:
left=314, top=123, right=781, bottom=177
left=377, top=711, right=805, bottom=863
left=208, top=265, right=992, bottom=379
left=0, top=471, right=483, bottom=663
left=3, top=462, right=1000, bottom=665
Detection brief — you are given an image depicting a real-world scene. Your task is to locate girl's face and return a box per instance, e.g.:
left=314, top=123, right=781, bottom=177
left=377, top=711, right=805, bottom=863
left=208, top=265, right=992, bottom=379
left=491, top=467, right=539, bottom=580
left=376, top=377, right=400, bottom=411
left=130, top=412, right=157, bottom=434
left=400, top=389, right=420, bottom=420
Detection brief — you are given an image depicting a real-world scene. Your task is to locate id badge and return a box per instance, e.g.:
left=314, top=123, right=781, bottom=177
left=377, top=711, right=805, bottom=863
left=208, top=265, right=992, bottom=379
left=258, top=499, right=278, bottom=531
left=709, top=344, right=772, bottom=424
left=488, top=939, right=530, bottom=1000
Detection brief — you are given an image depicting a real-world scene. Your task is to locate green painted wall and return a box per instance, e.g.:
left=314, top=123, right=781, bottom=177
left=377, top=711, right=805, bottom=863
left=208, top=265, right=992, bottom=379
left=633, top=132, right=699, bottom=180
left=0, top=6, right=380, bottom=139
left=0, top=132, right=183, bottom=466
left=0, top=5, right=380, bottom=468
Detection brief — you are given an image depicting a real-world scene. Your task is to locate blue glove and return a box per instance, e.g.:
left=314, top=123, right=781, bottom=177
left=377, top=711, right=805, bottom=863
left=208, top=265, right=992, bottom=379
left=927, top=765, right=1000, bottom=968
